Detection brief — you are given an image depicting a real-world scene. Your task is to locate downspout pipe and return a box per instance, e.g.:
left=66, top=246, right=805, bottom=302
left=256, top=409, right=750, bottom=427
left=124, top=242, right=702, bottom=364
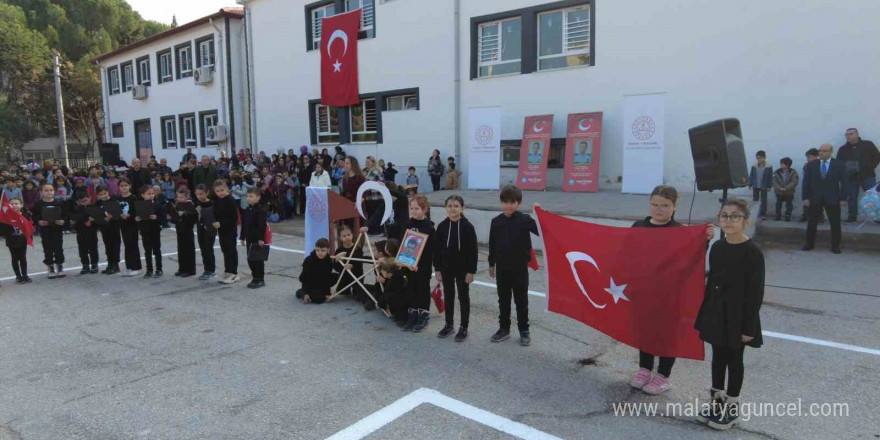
left=210, top=17, right=229, bottom=155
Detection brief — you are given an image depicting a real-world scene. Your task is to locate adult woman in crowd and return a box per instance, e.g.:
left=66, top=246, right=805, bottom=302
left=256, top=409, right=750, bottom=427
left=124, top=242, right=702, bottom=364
left=321, top=148, right=333, bottom=170
left=428, top=149, right=444, bottom=191
left=342, top=157, right=366, bottom=204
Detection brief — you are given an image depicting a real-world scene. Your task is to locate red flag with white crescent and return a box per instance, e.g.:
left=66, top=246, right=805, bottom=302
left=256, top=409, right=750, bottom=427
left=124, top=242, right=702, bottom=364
left=536, top=207, right=707, bottom=360
left=0, top=192, right=35, bottom=247
left=321, top=9, right=361, bottom=107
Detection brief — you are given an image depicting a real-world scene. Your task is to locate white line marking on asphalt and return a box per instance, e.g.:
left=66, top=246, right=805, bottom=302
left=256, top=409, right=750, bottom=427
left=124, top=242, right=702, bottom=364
left=264, top=245, right=879, bottom=357
left=325, top=388, right=565, bottom=440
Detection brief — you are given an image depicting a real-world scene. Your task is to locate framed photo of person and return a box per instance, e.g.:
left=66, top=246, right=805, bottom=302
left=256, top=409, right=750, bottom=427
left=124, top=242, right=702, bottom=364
left=396, top=230, right=429, bottom=268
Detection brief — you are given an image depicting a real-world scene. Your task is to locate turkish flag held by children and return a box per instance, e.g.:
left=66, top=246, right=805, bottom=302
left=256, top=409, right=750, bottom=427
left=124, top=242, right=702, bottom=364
left=536, top=207, right=707, bottom=360
left=0, top=193, right=35, bottom=246
left=321, top=9, right=361, bottom=107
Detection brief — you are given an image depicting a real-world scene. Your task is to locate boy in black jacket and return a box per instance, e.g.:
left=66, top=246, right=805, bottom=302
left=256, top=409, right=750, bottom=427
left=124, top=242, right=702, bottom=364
left=171, top=187, right=198, bottom=277
left=32, top=182, right=67, bottom=279
left=194, top=185, right=217, bottom=280
left=240, top=188, right=268, bottom=289
left=71, top=191, right=100, bottom=275
left=434, top=195, right=478, bottom=342
left=135, top=185, right=162, bottom=278
left=488, top=185, right=540, bottom=346
left=212, top=180, right=239, bottom=284
left=296, top=238, right=334, bottom=304
left=95, top=186, right=121, bottom=275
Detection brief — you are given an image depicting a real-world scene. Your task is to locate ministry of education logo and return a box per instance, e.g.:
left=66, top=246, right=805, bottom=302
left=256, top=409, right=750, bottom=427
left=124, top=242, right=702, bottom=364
left=632, top=116, right=655, bottom=141
left=474, top=125, right=494, bottom=146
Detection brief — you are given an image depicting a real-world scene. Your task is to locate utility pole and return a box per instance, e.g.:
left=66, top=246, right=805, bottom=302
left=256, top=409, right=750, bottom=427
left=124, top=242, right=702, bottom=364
left=52, top=50, right=70, bottom=168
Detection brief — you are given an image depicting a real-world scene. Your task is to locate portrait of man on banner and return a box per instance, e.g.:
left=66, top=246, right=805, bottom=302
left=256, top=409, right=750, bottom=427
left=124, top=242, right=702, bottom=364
left=573, top=140, right=593, bottom=165
left=527, top=141, right=544, bottom=164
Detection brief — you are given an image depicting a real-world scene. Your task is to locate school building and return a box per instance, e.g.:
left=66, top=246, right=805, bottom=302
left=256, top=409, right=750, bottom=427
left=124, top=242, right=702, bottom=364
left=92, top=8, right=248, bottom=167
left=95, top=0, right=879, bottom=193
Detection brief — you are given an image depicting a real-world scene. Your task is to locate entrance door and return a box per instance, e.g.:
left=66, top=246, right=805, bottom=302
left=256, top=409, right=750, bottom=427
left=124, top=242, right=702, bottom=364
left=134, top=119, right=153, bottom=164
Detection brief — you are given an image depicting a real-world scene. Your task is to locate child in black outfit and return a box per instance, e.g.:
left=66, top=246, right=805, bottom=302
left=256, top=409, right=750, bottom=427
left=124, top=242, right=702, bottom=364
left=332, top=224, right=364, bottom=297
left=297, top=238, right=334, bottom=304
left=194, top=185, right=217, bottom=280
left=70, top=191, right=100, bottom=274
left=2, top=198, right=32, bottom=283
left=135, top=185, right=162, bottom=278
left=117, top=179, right=143, bottom=277
left=171, top=187, right=197, bottom=277
left=434, top=195, right=478, bottom=342
left=32, top=182, right=67, bottom=279
left=488, top=185, right=540, bottom=346
left=212, top=180, right=239, bottom=284
left=403, top=194, right=435, bottom=332
left=240, top=188, right=268, bottom=289
left=95, top=186, right=121, bottom=274
left=376, top=258, right=410, bottom=325
left=695, top=198, right=764, bottom=431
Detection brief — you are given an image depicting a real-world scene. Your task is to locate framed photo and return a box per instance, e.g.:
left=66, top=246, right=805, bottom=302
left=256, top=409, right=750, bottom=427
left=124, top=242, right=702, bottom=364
left=396, top=230, right=429, bottom=268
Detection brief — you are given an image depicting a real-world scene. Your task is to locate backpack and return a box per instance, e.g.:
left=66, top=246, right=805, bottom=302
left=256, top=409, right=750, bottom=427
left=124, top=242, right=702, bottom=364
left=859, top=187, right=880, bottom=222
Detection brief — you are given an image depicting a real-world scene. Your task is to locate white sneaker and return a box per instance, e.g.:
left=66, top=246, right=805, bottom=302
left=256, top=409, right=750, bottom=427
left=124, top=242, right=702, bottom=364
left=121, top=269, right=133, bottom=277
left=219, top=274, right=239, bottom=284
left=129, top=270, right=142, bottom=277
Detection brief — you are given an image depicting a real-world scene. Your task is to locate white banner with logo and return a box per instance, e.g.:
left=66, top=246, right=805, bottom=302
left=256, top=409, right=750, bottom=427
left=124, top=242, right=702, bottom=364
left=622, top=93, right=665, bottom=194
left=304, top=187, right=329, bottom=255
left=467, top=106, right=501, bottom=190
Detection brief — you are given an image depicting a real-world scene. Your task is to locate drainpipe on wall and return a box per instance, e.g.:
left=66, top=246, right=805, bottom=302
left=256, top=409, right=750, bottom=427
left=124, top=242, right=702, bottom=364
left=210, top=17, right=228, bottom=156
left=453, top=0, right=461, bottom=163
left=236, top=0, right=259, bottom=153
left=95, top=60, right=111, bottom=144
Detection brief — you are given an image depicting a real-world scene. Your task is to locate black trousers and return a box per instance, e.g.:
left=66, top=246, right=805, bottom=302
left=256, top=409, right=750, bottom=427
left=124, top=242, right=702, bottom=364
left=411, top=270, right=432, bottom=310
left=196, top=225, right=216, bottom=273
left=99, top=224, right=121, bottom=265
left=365, top=199, right=384, bottom=235
left=442, top=270, right=470, bottom=328
left=775, top=194, right=794, bottom=218
left=40, top=227, right=64, bottom=266
left=711, top=344, right=746, bottom=397
left=176, top=227, right=196, bottom=274
left=430, top=175, right=441, bottom=192
left=296, top=288, right=328, bottom=303
left=496, top=267, right=529, bottom=332
left=76, top=227, right=100, bottom=267
left=218, top=228, right=238, bottom=274
left=120, top=223, right=142, bottom=270
left=639, top=351, right=676, bottom=377
left=805, top=201, right=841, bottom=249
left=9, top=245, right=27, bottom=279
left=140, top=226, right=162, bottom=272
left=246, top=240, right=264, bottom=281
left=299, top=187, right=307, bottom=217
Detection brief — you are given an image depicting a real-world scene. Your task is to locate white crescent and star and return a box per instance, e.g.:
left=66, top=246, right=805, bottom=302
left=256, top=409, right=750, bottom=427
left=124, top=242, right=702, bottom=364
left=565, top=251, right=630, bottom=310
left=533, top=120, right=547, bottom=133
left=577, top=119, right=591, bottom=131
left=326, top=30, right=349, bottom=73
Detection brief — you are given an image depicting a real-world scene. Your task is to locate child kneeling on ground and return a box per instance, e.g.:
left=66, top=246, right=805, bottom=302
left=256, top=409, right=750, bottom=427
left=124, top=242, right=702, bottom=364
left=297, top=238, right=334, bottom=304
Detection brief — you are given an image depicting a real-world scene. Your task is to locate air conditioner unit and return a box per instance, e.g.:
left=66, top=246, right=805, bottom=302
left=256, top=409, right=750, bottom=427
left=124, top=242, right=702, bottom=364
left=206, top=124, right=228, bottom=143
left=132, top=85, right=148, bottom=100
left=193, top=67, right=214, bottom=85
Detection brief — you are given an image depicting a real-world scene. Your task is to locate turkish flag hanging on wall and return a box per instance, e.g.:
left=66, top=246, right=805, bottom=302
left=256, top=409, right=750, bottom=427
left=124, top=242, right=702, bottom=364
left=321, top=9, right=361, bottom=107
left=536, top=208, right=707, bottom=360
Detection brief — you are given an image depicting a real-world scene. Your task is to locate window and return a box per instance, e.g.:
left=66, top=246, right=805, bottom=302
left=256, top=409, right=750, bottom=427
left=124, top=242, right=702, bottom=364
left=158, top=50, right=173, bottom=83
left=199, top=110, right=219, bottom=147
left=315, top=104, right=340, bottom=144
left=478, top=18, right=522, bottom=78
left=345, top=0, right=374, bottom=38
left=161, top=116, right=177, bottom=149
left=179, top=114, right=197, bottom=148
left=350, top=98, right=377, bottom=143
left=111, top=123, right=124, bottom=138
left=311, top=3, right=335, bottom=51
left=121, top=62, right=134, bottom=92
left=24, top=152, right=52, bottom=163
left=107, top=66, right=120, bottom=95
left=136, top=56, right=151, bottom=85
left=538, top=6, right=590, bottom=71
left=196, top=37, right=215, bottom=69
left=385, top=94, right=418, bottom=111
left=176, top=43, right=193, bottom=79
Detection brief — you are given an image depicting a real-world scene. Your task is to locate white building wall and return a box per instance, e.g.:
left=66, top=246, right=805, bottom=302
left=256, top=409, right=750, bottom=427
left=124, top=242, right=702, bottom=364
left=100, top=19, right=245, bottom=167
left=459, top=0, right=880, bottom=194
left=247, top=0, right=457, bottom=171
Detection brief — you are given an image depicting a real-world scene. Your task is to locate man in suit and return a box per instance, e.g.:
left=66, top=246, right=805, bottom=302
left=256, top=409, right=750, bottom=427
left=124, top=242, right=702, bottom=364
left=803, top=144, right=846, bottom=254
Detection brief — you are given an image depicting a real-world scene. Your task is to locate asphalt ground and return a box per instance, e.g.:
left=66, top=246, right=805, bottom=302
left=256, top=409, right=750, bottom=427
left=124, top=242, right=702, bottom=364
left=0, top=229, right=878, bottom=440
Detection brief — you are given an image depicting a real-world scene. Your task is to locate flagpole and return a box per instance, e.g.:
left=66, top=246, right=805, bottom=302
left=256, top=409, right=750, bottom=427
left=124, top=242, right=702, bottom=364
left=533, top=206, right=551, bottom=313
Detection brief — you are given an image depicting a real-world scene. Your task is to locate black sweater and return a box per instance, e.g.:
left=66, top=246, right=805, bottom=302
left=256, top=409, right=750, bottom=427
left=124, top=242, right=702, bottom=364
left=213, top=195, right=238, bottom=231
left=172, top=200, right=198, bottom=232
left=433, top=216, right=478, bottom=274
left=488, top=211, right=538, bottom=270
left=32, top=199, right=67, bottom=228
left=69, top=203, right=98, bottom=233
left=117, top=194, right=140, bottom=226
left=695, top=239, right=765, bottom=349
left=0, top=211, right=31, bottom=248
left=405, top=217, right=434, bottom=275
left=239, top=204, right=268, bottom=242
left=632, top=216, right=682, bottom=228
left=300, top=251, right=334, bottom=292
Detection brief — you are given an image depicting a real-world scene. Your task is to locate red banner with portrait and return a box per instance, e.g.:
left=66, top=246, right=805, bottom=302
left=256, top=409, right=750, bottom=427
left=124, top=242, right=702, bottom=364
left=515, top=115, right=554, bottom=191
left=562, top=112, right=603, bottom=192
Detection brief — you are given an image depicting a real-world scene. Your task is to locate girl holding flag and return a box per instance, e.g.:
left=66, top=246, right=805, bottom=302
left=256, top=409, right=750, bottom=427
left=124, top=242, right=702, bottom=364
left=0, top=197, right=34, bottom=284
